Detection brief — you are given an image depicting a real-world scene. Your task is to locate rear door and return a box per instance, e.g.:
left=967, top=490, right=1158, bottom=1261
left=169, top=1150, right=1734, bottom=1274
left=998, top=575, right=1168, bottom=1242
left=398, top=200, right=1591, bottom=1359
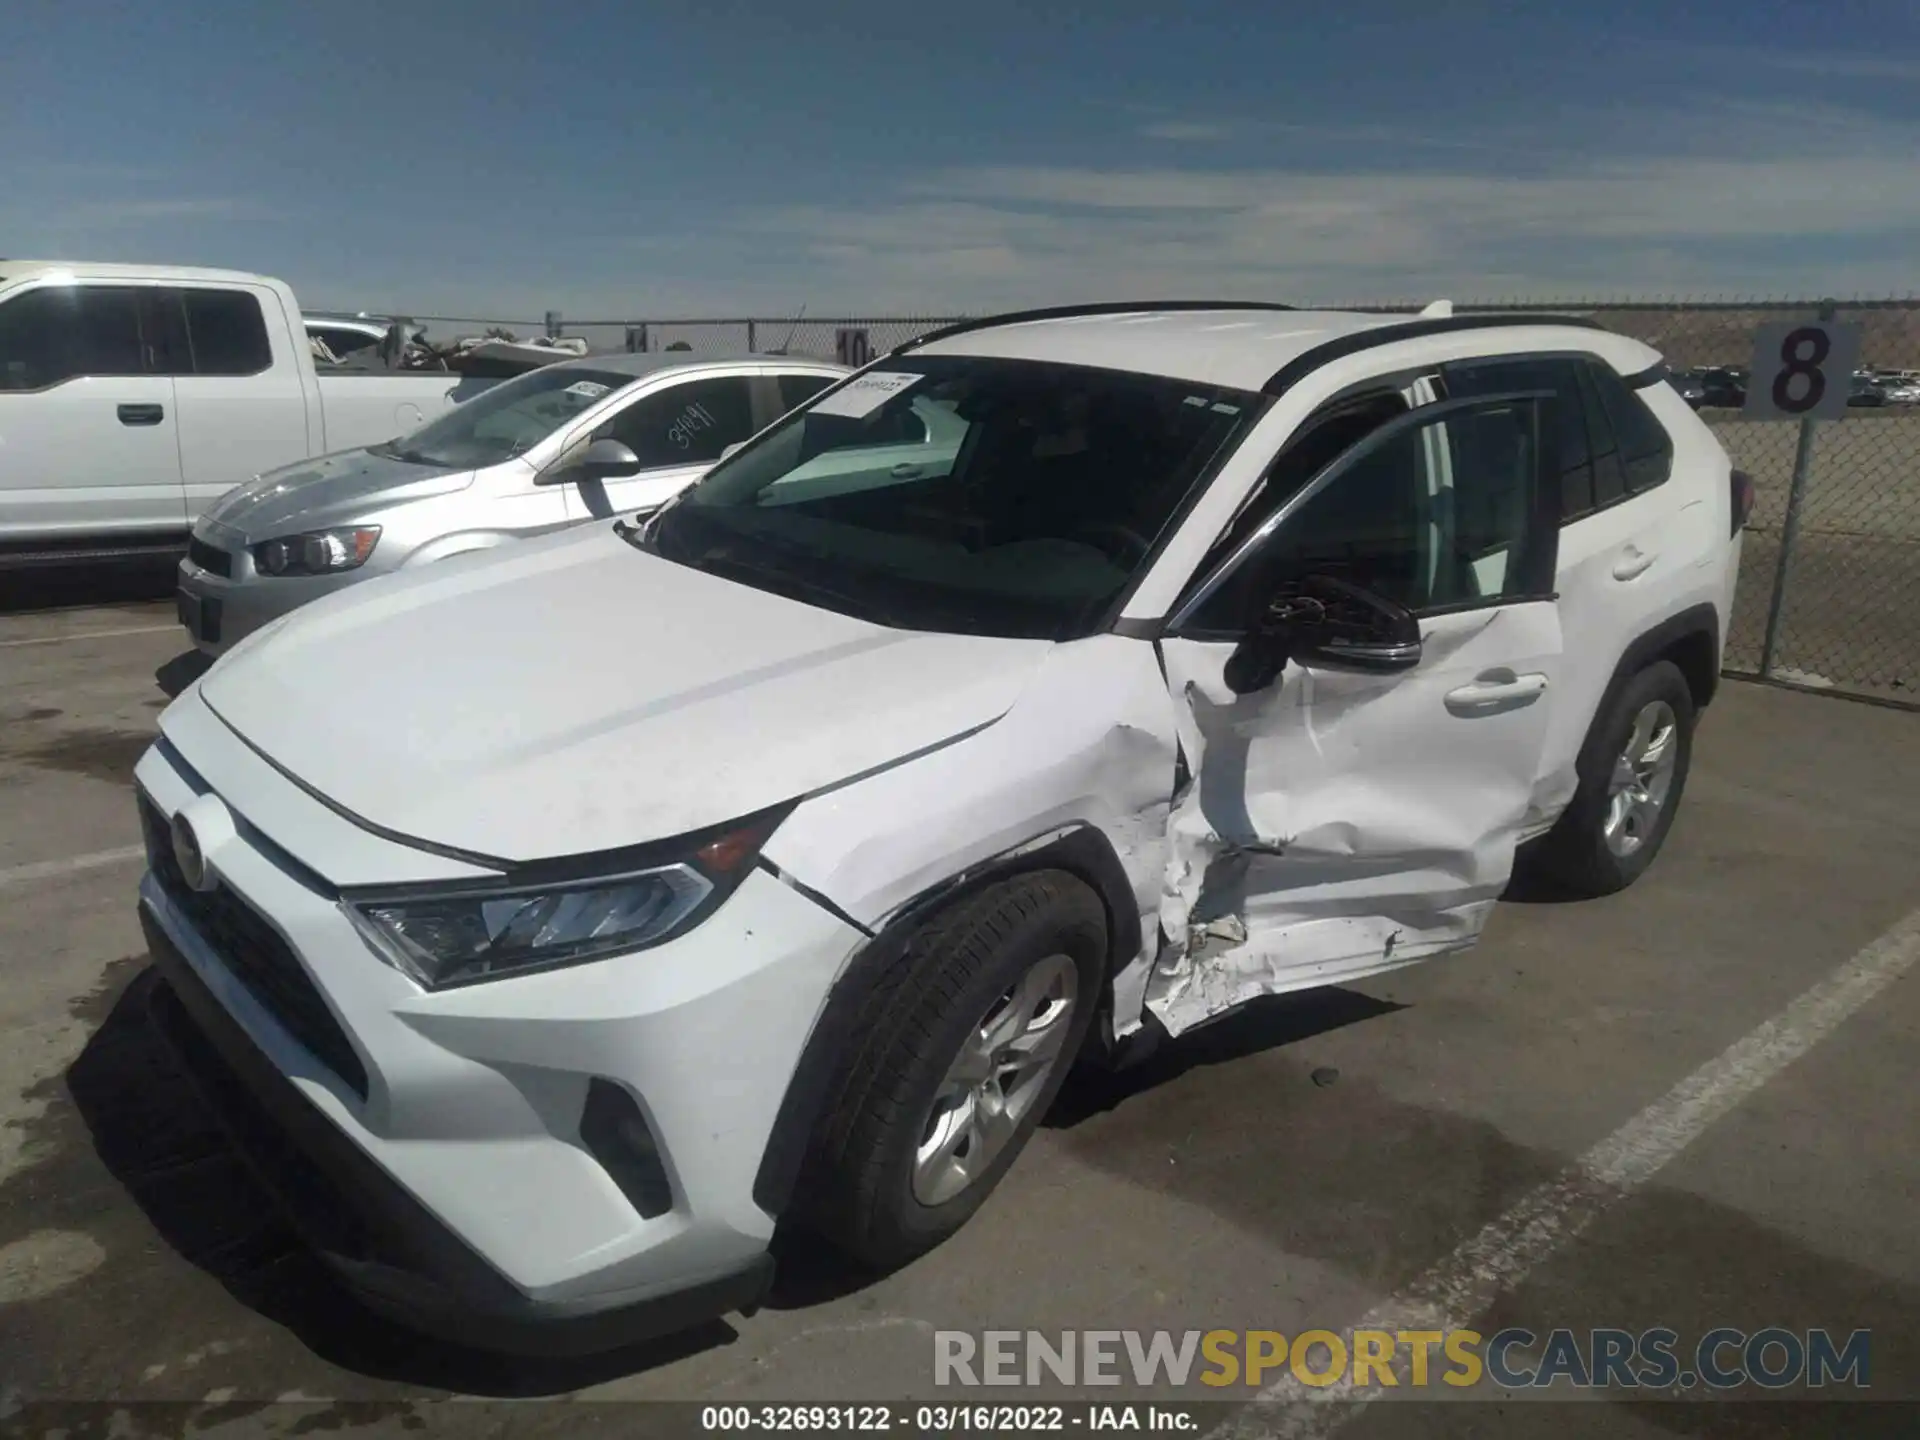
left=1149, top=391, right=1564, bottom=1034
left=565, top=371, right=760, bottom=519
left=0, top=282, right=184, bottom=543
left=161, top=285, right=312, bottom=522
left=1441, top=354, right=1689, bottom=829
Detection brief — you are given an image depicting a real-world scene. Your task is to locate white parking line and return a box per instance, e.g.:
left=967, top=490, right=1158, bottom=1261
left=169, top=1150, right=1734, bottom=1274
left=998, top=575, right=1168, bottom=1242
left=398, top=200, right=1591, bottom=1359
left=0, top=624, right=177, bottom=649
left=0, top=845, right=146, bottom=889
left=1219, top=902, right=1920, bottom=1439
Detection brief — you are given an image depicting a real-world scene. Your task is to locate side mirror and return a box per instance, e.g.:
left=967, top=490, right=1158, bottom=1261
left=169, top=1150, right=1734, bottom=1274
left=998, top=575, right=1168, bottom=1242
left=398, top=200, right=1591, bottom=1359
left=547, top=437, right=643, bottom=485
left=1223, top=574, right=1422, bottom=696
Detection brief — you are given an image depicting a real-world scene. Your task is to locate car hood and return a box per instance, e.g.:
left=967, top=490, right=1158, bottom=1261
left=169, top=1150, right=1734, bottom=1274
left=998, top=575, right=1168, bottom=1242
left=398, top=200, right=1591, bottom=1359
left=191, top=526, right=1052, bottom=863
left=198, top=447, right=477, bottom=543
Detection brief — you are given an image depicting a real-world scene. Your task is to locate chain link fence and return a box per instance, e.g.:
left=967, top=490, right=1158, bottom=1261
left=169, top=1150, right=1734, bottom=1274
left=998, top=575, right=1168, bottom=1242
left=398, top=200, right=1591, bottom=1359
left=385, top=299, right=1920, bottom=709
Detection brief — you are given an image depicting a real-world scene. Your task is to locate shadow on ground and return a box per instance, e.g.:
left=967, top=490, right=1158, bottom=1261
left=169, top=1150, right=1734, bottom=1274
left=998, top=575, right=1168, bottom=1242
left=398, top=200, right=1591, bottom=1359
left=0, top=557, right=179, bottom=614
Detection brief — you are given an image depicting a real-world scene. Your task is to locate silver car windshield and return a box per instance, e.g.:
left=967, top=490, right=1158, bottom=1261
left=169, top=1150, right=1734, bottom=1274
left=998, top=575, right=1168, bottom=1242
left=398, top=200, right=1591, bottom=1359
left=382, top=367, right=636, bottom=469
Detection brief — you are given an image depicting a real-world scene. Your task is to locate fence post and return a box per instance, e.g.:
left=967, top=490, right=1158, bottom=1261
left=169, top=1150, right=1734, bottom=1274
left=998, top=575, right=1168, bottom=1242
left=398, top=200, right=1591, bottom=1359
left=544, top=310, right=563, bottom=340
left=1758, top=298, right=1835, bottom=680
left=747, top=320, right=757, bottom=352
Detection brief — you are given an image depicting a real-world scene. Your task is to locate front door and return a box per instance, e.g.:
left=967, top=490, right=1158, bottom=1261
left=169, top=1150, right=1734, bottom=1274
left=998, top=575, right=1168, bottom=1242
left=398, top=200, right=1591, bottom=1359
left=1148, top=392, right=1564, bottom=1035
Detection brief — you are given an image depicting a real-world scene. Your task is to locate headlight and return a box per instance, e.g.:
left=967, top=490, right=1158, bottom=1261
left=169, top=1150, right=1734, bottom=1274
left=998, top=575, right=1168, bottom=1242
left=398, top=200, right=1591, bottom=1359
left=253, top=526, right=380, bottom=577
left=341, top=811, right=784, bottom=990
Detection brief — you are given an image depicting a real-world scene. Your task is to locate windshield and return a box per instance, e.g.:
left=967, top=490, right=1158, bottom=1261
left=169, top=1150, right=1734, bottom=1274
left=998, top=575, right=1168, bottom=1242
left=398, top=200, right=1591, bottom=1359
left=643, top=355, right=1263, bottom=640
left=382, top=366, right=636, bottom=468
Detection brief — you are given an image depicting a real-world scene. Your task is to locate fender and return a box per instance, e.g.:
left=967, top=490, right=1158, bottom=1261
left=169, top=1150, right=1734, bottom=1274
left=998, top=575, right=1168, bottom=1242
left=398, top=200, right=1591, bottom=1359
left=400, top=532, right=521, bottom=569
left=749, top=823, right=1142, bottom=1220
left=1573, top=602, right=1721, bottom=788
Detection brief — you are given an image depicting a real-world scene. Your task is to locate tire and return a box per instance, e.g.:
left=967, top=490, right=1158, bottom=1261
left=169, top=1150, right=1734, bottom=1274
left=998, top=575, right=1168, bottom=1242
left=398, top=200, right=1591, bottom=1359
left=1529, top=659, right=1696, bottom=897
left=797, top=871, right=1106, bottom=1271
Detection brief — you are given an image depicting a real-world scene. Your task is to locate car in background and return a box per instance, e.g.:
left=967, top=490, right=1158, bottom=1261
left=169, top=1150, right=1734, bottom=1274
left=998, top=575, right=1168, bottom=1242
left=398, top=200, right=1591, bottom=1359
left=0, top=261, right=497, bottom=569
left=1667, top=368, right=1707, bottom=408
left=1696, top=366, right=1746, bottom=409
left=175, top=352, right=856, bottom=654
left=1848, top=371, right=1890, bottom=408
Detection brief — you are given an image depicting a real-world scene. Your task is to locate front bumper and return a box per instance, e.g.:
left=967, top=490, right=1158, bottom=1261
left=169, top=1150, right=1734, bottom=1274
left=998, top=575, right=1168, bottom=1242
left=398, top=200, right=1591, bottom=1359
left=142, top=905, right=774, bottom=1355
left=132, top=724, right=864, bottom=1353
left=176, top=549, right=365, bottom=656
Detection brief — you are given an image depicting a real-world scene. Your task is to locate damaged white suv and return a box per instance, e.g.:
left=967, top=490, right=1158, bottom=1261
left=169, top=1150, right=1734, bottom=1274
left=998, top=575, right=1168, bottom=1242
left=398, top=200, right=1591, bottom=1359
left=133, top=302, right=1749, bottom=1355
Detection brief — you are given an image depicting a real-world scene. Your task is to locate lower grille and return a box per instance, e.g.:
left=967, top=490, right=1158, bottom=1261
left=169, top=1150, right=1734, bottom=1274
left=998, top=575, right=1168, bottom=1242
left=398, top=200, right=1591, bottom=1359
left=187, top=537, right=233, bottom=577
left=139, top=795, right=369, bottom=1099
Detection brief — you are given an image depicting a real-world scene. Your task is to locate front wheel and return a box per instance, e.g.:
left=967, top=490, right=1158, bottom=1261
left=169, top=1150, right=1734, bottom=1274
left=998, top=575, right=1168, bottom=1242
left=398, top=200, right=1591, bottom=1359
left=1528, top=659, right=1696, bottom=897
left=798, top=872, right=1105, bottom=1271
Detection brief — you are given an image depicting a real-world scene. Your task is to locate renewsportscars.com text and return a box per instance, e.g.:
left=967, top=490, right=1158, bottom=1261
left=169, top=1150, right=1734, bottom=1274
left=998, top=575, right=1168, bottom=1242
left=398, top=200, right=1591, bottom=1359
left=934, top=1328, right=1871, bottom=1391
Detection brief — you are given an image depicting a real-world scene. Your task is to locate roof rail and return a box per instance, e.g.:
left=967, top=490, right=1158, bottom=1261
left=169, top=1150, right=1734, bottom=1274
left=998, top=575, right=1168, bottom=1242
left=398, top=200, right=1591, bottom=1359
left=894, top=300, right=1299, bottom=355
left=1260, top=311, right=1610, bottom=395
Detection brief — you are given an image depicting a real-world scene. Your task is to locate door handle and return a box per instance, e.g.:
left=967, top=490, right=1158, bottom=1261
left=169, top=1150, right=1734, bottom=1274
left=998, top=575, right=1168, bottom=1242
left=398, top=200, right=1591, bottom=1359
left=1612, top=546, right=1656, bottom=581
left=1445, top=672, right=1549, bottom=713
left=889, top=462, right=922, bottom=479
left=117, top=403, right=165, bottom=427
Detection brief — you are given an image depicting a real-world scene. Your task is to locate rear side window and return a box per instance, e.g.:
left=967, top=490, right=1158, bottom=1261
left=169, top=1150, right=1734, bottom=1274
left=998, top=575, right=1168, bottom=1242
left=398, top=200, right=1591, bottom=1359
left=1441, top=356, right=1594, bottom=520
left=181, top=289, right=272, bottom=376
left=0, top=285, right=145, bottom=391
left=778, top=372, right=837, bottom=410
left=1585, top=361, right=1672, bottom=494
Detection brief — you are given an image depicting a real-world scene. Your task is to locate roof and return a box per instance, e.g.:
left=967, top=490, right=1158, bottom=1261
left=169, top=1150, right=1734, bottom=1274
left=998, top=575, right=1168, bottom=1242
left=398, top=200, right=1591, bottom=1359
left=911, top=306, right=1645, bottom=391
left=0, top=259, right=286, bottom=290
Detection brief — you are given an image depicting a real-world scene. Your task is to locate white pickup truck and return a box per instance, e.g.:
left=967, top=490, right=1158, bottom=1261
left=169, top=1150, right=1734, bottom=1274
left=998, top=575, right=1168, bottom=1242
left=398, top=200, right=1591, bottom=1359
left=0, top=261, right=499, bottom=568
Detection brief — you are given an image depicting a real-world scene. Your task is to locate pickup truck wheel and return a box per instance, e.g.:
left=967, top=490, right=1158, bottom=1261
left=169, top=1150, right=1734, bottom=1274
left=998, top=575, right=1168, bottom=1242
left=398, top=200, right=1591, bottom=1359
left=1531, top=659, right=1695, bottom=897
left=798, top=872, right=1105, bottom=1272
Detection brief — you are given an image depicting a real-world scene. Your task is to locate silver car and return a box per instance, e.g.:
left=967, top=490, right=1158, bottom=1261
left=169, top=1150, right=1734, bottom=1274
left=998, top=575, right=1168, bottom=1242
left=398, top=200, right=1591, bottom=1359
left=176, top=352, right=850, bottom=655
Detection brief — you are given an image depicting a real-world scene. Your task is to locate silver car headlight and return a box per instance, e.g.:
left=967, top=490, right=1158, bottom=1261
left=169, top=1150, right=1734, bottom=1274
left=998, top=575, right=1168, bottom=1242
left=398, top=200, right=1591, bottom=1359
left=341, top=811, right=785, bottom=990
left=253, top=526, right=381, bottom=577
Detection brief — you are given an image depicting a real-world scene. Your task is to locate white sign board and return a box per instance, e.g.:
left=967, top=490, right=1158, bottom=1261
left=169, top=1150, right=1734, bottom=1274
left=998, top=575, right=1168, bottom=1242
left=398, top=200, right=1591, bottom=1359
left=1742, top=320, right=1862, bottom=421
left=810, top=370, right=920, bottom=418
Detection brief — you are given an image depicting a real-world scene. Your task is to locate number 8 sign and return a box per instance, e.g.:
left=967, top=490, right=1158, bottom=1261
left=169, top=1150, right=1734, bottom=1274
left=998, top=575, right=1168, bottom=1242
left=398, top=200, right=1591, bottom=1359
left=1743, top=320, right=1862, bottom=421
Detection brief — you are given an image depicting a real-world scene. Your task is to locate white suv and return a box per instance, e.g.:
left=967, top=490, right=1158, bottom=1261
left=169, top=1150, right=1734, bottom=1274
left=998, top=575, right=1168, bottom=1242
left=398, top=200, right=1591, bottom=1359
left=131, top=302, right=1749, bottom=1355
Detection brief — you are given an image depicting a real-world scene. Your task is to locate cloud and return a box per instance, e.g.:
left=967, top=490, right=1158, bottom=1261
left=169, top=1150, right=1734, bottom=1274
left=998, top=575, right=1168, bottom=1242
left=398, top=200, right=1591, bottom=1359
left=737, top=95, right=1920, bottom=309
left=1690, top=47, right=1920, bottom=82
left=1139, top=120, right=1233, bottom=141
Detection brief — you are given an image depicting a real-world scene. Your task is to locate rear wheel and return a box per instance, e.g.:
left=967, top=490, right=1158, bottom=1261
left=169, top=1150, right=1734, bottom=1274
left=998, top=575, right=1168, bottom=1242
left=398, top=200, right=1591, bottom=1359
left=797, top=872, right=1105, bottom=1271
left=1529, top=660, right=1695, bottom=897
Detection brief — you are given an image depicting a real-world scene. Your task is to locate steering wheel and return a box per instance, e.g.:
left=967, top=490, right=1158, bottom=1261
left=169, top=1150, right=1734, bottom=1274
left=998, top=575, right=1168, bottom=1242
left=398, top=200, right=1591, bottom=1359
left=1069, top=521, right=1155, bottom=569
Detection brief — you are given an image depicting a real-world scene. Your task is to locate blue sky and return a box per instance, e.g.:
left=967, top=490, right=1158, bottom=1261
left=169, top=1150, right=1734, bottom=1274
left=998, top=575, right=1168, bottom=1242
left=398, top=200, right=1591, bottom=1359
left=5, top=0, right=1919, bottom=319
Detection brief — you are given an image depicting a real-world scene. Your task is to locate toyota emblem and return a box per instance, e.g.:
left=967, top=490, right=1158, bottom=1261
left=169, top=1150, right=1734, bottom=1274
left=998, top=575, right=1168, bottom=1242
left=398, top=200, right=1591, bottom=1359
left=169, top=811, right=215, bottom=892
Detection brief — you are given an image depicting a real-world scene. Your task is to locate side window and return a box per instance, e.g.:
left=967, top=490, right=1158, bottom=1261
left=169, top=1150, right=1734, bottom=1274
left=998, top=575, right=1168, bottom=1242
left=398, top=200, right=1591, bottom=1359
left=0, top=286, right=145, bottom=391
left=777, top=372, right=837, bottom=410
left=600, top=376, right=756, bottom=467
left=181, top=289, right=272, bottom=376
left=1440, top=356, right=1594, bottom=521
left=1182, top=399, right=1545, bottom=635
left=1577, top=363, right=1628, bottom=508
left=1585, top=361, right=1673, bottom=494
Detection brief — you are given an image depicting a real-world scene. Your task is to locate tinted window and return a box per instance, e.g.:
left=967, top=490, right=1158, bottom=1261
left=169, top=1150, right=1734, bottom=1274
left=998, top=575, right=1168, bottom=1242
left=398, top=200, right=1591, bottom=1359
left=1185, top=399, right=1544, bottom=634
left=602, top=376, right=756, bottom=467
left=182, top=289, right=272, bottom=376
left=778, top=373, right=837, bottom=410
left=1442, top=356, right=1594, bottom=520
left=649, top=356, right=1258, bottom=640
left=1586, top=362, right=1673, bottom=494
left=1577, top=362, right=1628, bottom=508
left=0, top=286, right=144, bottom=391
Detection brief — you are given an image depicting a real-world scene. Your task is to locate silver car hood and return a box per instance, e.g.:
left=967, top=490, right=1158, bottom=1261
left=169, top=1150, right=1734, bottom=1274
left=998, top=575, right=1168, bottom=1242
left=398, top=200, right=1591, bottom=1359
left=198, top=448, right=477, bottom=543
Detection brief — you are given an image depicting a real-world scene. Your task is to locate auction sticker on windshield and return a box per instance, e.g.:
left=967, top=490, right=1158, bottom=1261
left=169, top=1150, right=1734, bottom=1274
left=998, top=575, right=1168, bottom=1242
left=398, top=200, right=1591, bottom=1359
left=811, top=370, right=920, bottom=418
left=565, top=381, right=612, bottom=399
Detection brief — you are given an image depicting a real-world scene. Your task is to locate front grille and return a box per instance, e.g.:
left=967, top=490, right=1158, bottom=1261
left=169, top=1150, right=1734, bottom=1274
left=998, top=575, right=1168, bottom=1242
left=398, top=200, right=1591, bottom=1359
left=139, top=795, right=370, bottom=1099
left=187, top=537, right=233, bottom=578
